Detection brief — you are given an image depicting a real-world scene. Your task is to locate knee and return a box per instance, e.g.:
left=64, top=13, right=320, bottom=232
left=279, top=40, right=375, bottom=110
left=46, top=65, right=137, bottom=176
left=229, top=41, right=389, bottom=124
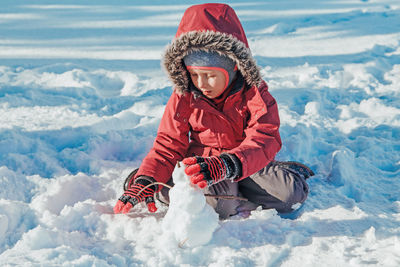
left=273, top=168, right=309, bottom=211
left=241, top=166, right=309, bottom=213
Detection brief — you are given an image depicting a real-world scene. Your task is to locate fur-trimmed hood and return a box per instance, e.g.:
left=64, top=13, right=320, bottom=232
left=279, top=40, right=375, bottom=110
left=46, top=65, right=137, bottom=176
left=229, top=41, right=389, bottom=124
left=163, top=3, right=263, bottom=95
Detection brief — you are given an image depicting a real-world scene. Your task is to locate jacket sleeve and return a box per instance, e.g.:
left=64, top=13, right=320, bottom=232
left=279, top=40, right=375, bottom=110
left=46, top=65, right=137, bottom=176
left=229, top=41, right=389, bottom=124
left=228, top=83, right=282, bottom=180
left=136, top=91, right=191, bottom=184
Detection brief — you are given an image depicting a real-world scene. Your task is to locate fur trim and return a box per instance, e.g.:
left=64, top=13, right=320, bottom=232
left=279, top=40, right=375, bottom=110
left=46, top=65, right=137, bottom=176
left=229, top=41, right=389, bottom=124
left=163, top=30, right=263, bottom=95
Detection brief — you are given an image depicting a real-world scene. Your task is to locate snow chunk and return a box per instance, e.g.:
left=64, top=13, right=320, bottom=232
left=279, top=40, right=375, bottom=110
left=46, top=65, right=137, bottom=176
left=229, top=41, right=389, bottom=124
left=0, top=199, right=37, bottom=253
left=31, top=173, right=114, bottom=215
left=0, top=166, right=36, bottom=202
left=337, top=97, right=400, bottom=134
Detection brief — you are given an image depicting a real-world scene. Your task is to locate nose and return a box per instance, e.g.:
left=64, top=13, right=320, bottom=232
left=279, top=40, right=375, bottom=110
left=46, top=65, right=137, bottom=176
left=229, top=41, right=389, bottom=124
left=197, top=75, right=206, bottom=88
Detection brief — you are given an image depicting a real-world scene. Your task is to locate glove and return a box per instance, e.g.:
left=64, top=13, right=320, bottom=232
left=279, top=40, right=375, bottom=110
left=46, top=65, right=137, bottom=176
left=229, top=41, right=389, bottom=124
left=183, top=153, right=241, bottom=189
left=113, top=177, right=157, bottom=214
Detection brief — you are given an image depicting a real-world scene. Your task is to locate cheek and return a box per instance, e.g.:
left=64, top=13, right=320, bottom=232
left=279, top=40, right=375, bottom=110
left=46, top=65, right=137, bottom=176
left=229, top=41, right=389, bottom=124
left=210, top=77, right=224, bottom=88
left=208, top=78, right=217, bottom=87
left=191, top=76, right=199, bottom=87
left=214, top=78, right=226, bottom=92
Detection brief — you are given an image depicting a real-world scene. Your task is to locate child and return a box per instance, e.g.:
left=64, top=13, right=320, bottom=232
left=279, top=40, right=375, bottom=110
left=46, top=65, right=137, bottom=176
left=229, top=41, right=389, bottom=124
left=114, top=3, right=313, bottom=219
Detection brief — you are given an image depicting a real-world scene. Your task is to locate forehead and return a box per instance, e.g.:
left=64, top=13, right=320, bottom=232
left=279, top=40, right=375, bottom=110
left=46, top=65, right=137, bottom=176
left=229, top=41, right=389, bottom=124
left=187, top=67, right=224, bottom=75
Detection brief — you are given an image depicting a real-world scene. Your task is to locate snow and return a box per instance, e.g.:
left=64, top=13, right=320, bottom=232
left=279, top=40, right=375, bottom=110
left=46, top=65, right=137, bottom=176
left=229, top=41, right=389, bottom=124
left=161, top=165, right=219, bottom=248
left=0, top=0, right=399, bottom=266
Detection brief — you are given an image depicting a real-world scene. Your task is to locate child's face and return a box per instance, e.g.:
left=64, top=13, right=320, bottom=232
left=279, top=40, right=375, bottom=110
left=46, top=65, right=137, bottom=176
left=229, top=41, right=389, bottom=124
left=188, top=68, right=227, bottom=99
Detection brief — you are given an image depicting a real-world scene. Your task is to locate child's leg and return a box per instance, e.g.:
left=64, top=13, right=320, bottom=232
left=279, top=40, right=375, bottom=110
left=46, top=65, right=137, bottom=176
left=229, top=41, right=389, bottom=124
left=203, top=180, right=241, bottom=219
left=238, top=161, right=309, bottom=213
left=158, top=161, right=309, bottom=218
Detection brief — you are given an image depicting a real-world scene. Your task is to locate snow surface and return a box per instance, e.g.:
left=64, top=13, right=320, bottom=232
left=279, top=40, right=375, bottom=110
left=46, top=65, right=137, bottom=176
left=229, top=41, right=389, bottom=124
left=0, top=0, right=399, bottom=266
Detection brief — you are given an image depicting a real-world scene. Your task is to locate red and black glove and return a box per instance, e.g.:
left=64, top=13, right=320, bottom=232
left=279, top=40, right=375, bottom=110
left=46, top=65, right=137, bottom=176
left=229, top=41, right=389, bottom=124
left=183, top=153, right=242, bottom=188
left=113, top=177, right=157, bottom=214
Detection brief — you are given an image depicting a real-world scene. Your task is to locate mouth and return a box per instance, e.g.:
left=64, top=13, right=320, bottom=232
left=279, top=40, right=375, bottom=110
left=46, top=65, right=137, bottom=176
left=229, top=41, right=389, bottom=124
left=201, top=90, right=212, bottom=95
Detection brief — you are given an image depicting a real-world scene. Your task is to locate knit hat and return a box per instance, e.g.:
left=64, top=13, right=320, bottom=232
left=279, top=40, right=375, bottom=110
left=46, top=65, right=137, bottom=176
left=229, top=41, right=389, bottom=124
left=183, top=50, right=237, bottom=90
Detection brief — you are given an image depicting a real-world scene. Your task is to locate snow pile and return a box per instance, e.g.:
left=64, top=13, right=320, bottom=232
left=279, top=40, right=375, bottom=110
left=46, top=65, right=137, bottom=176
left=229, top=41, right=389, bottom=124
left=161, top=165, right=219, bottom=248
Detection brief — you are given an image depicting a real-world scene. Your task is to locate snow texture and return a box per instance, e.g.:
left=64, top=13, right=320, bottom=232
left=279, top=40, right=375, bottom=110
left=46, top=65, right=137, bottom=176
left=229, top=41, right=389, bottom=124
left=0, top=0, right=399, bottom=266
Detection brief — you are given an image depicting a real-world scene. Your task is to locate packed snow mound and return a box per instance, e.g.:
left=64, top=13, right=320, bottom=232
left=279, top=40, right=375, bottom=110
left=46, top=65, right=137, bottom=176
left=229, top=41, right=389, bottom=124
left=161, top=165, right=219, bottom=248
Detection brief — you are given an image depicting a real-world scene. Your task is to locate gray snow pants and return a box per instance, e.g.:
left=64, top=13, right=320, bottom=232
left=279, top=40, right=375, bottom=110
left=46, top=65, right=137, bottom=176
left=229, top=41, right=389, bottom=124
left=159, top=161, right=309, bottom=219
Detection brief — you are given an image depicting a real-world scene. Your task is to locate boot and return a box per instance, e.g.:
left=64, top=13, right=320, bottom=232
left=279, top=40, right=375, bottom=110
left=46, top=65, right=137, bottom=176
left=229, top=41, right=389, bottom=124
left=275, top=161, right=315, bottom=180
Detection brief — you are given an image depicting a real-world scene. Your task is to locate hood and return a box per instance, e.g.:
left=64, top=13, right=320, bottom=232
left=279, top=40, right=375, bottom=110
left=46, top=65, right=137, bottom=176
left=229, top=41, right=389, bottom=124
left=163, top=3, right=263, bottom=95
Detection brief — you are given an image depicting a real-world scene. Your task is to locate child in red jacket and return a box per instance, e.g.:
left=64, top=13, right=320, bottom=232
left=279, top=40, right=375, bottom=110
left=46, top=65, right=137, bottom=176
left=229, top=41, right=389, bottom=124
left=114, top=3, right=313, bottom=219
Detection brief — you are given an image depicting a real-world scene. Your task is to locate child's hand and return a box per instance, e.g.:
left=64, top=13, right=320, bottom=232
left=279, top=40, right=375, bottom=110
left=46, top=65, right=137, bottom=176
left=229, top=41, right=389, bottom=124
left=183, top=155, right=237, bottom=188
left=113, top=179, right=157, bottom=214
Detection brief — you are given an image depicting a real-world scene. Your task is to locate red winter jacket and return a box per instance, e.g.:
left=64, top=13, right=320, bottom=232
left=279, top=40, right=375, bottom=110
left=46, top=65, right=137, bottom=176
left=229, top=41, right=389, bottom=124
left=136, top=3, right=282, bottom=185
